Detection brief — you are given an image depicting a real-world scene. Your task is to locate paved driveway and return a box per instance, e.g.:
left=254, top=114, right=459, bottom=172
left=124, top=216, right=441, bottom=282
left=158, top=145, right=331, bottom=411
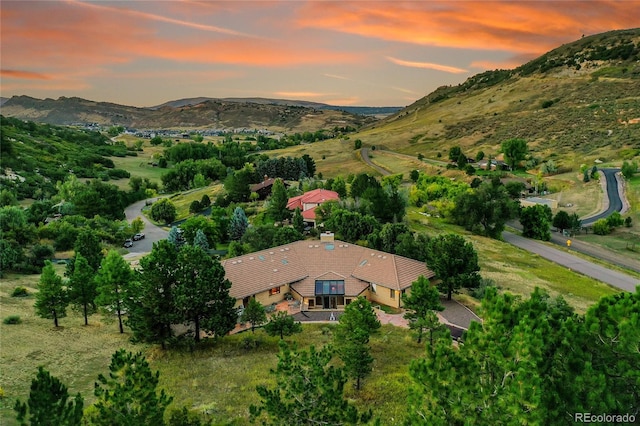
left=123, top=198, right=169, bottom=255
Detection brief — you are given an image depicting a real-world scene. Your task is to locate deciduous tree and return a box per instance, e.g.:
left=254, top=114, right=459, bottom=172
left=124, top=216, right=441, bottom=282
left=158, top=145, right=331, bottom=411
left=520, top=204, right=552, bottom=241
left=425, top=234, right=481, bottom=300
left=501, top=138, right=528, bottom=170
left=150, top=198, right=177, bottom=224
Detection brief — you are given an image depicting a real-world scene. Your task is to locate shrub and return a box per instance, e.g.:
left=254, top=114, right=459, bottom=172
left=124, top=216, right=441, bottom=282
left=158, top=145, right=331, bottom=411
left=625, top=216, right=633, bottom=227
left=240, top=334, right=262, bottom=350
left=3, top=315, right=22, bottom=325
left=592, top=219, right=610, bottom=235
left=11, top=286, right=28, bottom=297
left=189, top=200, right=201, bottom=214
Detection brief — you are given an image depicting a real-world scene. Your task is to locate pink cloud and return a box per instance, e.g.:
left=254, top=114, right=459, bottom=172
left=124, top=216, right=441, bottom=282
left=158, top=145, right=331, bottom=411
left=386, top=57, right=468, bottom=74
left=0, top=70, right=51, bottom=80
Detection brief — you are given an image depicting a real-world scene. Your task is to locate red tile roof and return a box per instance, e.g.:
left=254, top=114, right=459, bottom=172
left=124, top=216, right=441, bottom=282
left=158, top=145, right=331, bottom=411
left=286, top=188, right=340, bottom=210
left=222, top=240, right=435, bottom=300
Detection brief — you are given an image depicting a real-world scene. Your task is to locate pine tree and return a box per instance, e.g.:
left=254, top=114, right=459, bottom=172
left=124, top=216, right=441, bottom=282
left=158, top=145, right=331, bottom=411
left=292, top=207, right=304, bottom=234
left=129, top=240, right=178, bottom=348
left=14, top=367, right=84, bottom=426
left=333, top=296, right=380, bottom=390
left=193, top=229, right=209, bottom=251
left=34, top=261, right=68, bottom=327
left=173, top=245, right=236, bottom=342
left=240, top=298, right=267, bottom=332
left=228, top=207, right=249, bottom=241
left=267, top=178, right=290, bottom=222
left=402, top=275, right=445, bottom=345
left=95, top=250, right=132, bottom=333
left=250, top=341, right=371, bottom=424
left=264, top=311, right=302, bottom=339
left=68, top=253, right=97, bottom=325
left=90, top=349, right=173, bottom=425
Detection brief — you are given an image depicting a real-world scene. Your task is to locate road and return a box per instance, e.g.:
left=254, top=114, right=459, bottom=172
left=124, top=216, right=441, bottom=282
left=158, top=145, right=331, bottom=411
left=360, top=147, right=392, bottom=175
left=503, top=232, right=638, bottom=292
left=123, top=198, right=169, bottom=255
left=581, top=168, right=623, bottom=225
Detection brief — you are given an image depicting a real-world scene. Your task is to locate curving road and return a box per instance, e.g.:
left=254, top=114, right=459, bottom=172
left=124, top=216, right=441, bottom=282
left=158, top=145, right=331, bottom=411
left=123, top=198, right=169, bottom=255
left=580, top=168, right=623, bottom=226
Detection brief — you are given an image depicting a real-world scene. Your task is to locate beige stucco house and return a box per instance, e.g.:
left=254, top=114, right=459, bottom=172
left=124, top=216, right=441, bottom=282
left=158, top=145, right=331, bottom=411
left=222, top=233, right=435, bottom=311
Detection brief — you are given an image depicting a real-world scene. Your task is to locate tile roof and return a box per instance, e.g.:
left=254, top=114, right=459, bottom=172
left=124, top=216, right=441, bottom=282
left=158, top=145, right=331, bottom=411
left=286, top=188, right=340, bottom=210
left=222, top=239, right=435, bottom=300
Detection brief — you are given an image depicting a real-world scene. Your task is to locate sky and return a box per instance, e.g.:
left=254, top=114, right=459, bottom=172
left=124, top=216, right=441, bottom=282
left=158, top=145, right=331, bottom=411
left=1, top=1, right=639, bottom=108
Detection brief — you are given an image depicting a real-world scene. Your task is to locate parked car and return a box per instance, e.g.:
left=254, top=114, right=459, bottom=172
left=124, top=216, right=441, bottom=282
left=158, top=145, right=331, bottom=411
left=123, top=239, right=133, bottom=248
left=133, top=233, right=145, bottom=241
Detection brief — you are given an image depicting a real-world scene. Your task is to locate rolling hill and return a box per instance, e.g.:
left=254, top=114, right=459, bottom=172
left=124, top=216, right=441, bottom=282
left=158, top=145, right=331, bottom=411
left=0, top=96, right=379, bottom=133
left=352, top=29, right=640, bottom=169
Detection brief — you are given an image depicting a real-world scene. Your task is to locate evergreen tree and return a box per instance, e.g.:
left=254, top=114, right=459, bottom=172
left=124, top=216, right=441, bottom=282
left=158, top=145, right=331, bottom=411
left=402, top=275, right=445, bottom=345
left=65, top=228, right=102, bottom=276
left=264, top=311, right=302, bottom=340
left=268, top=178, right=290, bottom=222
left=90, top=349, right=173, bottom=425
left=292, top=207, right=304, bottom=234
left=425, top=234, right=481, bottom=300
left=333, top=297, right=380, bottom=390
left=228, top=206, right=249, bottom=241
left=240, top=297, right=267, bottom=333
left=14, top=367, right=84, bottom=426
left=68, top=253, right=97, bottom=325
left=167, top=226, right=182, bottom=246
left=193, top=229, right=210, bottom=251
left=250, top=341, right=371, bottom=425
left=173, top=245, right=236, bottom=342
left=95, top=250, right=132, bottom=334
left=35, top=261, right=68, bottom=327
left=129, top=240, right=178, bottom=348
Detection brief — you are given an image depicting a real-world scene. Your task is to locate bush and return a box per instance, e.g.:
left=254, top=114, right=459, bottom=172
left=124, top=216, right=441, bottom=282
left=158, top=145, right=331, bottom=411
left=3, top=315, right=22, bottom=325
left=592, top=219, right=610, bottom=235
left=625, top=216, right=633, bottom=227
left=11, top=286, right=28, bottom=297
left=189, top=200, right=201, bottom=214
left=240, top=334, right=262, bottom=350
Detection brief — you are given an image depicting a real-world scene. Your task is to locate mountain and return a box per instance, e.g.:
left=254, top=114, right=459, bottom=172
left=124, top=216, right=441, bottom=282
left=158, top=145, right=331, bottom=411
left=0, top=96, right=383, bottom=132
left=356, top=29, right=640, bottom=166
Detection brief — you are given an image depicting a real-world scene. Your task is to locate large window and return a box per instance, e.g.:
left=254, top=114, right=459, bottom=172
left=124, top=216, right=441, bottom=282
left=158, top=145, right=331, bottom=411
left=270, top=287, right=281, bottom=295
left=315, top=280, right=345, bottom=295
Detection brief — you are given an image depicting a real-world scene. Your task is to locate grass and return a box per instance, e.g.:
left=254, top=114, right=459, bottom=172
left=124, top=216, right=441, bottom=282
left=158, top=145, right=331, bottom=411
left=0, top=269, right=425, bottom=425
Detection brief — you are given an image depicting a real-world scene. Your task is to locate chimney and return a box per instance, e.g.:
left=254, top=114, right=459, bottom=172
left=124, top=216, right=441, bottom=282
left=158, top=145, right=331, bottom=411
left=320, top=231, right=334, bottom=242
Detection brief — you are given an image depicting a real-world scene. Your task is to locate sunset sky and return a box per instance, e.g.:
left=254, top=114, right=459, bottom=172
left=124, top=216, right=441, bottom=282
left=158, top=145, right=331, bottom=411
left=1, top=1, right=639, bottom=107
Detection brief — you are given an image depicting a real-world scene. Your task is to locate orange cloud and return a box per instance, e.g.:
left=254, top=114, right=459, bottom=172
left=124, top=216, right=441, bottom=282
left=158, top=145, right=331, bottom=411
left=295, top=1, right=640, bottom=55
left=0, top=70, right=51, bottom=80
left=386, top=56, right=467, bottom=74
left=273, top=91, right=330, bottom=98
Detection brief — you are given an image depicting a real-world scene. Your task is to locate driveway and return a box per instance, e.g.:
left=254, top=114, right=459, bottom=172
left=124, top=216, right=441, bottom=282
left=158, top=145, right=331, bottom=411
left=123, top=198, right=169, bottom=255
left=581, top=168, right=624, bottom=225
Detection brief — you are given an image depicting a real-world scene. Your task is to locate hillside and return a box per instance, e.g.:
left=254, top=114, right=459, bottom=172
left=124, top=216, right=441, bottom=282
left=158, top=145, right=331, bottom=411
left=353, top=29, right=640, bottom=168
left=0, top=96, right=377, bottom=133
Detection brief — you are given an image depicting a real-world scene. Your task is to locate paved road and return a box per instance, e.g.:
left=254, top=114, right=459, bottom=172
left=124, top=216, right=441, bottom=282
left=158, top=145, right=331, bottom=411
left=581, top=168, right=623, bottom=225
left=503, top=231, right=638, bottom=292
left=123, top=198, right=169, bottom=255
left=360, top=147, right=392, bottom=175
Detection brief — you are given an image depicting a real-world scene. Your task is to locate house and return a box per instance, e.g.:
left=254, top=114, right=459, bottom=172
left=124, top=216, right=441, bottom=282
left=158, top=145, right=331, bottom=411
left=286, top=188, right=340, bottom=226
left=222, top=232, right=435, bottom=311
left=250, top=176, right=278, bottom=200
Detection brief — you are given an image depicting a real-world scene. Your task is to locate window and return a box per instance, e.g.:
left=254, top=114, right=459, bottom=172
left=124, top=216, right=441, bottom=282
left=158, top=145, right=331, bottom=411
left=390, top=289, right=395, bottom=299
left=308, top=299, right=315, bottom=308
left=371, top=283, right=377, bottom=294
left=270, top=287, right=281, bottom=296
left=314, top=280, right=345, bottom=295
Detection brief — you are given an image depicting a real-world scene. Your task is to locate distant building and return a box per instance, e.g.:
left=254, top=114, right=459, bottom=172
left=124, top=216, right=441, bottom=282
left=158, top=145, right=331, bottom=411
left=286, top=188, right=340, bottom=226
left=250, top=176, right=278, bottom=200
